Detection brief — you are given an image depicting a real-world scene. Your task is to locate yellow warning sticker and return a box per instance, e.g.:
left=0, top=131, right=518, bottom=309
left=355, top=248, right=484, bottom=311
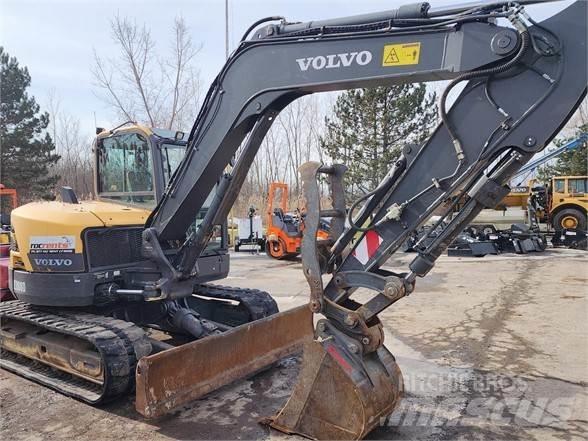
left=382, top=42, right=421, bottom=67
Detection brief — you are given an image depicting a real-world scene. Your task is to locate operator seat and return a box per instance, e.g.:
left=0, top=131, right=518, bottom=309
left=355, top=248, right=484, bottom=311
left=272, top=208, right=301, bottom=237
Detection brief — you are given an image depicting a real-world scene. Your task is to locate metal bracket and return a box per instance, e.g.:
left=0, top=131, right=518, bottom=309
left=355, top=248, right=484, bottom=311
left=332, top=271, right=406, bottom=324
left=467, top=175, right=511, bottom=208
left=299, top=162, right=347, bottom=313
left=141, top=228, right=193, bottom=300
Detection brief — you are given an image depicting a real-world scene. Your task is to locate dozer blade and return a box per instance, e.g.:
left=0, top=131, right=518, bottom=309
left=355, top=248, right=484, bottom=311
left=268, top=338, right=404, bottom=440
left=135, top=304, right=313, bottom=418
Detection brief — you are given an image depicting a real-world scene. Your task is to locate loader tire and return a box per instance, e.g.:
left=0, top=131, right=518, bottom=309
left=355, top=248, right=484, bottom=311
left=553, top=208, right=587, bottom=231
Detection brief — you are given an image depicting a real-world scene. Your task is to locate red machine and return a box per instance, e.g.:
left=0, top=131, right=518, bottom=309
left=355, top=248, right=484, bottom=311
left=0, top=184, right=17, bottom=300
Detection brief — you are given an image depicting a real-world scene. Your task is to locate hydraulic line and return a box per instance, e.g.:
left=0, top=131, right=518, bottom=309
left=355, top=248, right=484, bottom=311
left=272, top=12, right=511, bottom=40
left=347, top=186, right=386, bottom=233
left=440, top=28, right=531, bottom=162
left=346, top=8, right=530, bottom=236
left=240, top=16, right=285, bottom=42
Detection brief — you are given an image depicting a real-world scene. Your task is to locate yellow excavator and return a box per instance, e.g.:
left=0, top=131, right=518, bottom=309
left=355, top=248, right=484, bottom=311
left=1, top=1, right=586, bottom=439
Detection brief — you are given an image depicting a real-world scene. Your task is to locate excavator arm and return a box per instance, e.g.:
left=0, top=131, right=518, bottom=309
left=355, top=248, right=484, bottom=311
left=136, top=1, right=586, bottom=438
left=145, top=0, right=585, bottom=285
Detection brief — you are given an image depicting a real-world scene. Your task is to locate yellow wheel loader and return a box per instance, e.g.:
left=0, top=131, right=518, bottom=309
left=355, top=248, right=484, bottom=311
left=2, top=1, right=586, bottom=439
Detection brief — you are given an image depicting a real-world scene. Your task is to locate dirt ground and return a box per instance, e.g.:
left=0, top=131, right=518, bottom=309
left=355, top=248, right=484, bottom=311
left=1, top=248, right=587, bottom=440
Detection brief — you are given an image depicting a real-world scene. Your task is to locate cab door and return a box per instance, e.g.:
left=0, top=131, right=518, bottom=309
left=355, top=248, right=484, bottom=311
left=552, top=178, right=566, bottom=204
left=95, top=130, right=157, bottom=208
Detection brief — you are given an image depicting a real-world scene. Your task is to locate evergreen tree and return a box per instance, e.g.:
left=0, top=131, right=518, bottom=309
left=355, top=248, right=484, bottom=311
left=320, top=84, right=437, bottom=199
left=0, top=47, right=60, bottom=202
left=536, top=124, right=587, bottom=182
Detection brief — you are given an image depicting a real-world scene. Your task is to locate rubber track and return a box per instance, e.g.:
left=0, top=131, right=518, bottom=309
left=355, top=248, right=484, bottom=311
left=0, top=285, right=277, bottom=404
left=194, top=283, right=279, bottom=320
left=0, top=300, right=151, bottom=404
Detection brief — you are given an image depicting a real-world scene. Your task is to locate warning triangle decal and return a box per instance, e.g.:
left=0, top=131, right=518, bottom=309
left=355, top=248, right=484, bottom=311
left=384, top=48, right=399, bottom=64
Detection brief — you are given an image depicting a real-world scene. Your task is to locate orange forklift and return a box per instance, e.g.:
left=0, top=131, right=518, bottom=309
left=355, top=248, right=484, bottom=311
left=265, top=182, right=329, bottom=259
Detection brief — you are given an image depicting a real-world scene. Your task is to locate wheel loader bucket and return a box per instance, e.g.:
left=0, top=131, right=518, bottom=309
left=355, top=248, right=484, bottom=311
left=268, top=339, right=404, bottom=440
left=135, top=304, right=313, bottom=418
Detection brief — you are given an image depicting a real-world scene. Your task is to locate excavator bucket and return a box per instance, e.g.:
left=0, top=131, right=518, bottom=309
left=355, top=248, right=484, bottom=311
left=135, top=304, right=313, bottom=418
left=268, top=338, right=404, bottom=440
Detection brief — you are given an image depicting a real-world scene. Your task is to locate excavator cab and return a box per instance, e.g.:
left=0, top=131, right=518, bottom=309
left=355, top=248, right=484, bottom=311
left=95, top=125, right=185, bottom=207
left=94, top=124, right=227, bottom=252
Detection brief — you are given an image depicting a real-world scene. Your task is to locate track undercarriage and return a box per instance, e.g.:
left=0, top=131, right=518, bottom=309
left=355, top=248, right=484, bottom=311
left=0, top=284, right=278, bottom=404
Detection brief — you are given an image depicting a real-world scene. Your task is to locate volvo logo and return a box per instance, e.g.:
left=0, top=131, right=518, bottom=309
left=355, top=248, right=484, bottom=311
left=296, top=51, right=373, bottom=71
left=34, top=258, right=73, bottom=267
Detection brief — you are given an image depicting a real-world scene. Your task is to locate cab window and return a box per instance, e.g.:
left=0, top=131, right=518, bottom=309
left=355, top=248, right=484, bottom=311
left=553, top=179, right=565, bottom=193
left=161, top=144, right=186, bottom=185
left=568, top=178, right=587, bottom=194
left=98, top=133, right=156, bottom=207
left=186, top=190, right=224, bottom=252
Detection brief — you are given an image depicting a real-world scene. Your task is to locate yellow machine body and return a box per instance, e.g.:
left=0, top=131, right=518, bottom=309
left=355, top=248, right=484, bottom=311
left=10, top=200, right=149, bottom=272
left=496, top=176, right=588, bottom=230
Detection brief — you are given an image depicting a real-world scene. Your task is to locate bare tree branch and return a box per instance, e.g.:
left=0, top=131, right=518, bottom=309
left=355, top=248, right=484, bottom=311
left=46, top=92, right=94, bottom=198
left=92, top=49, right=135, bottom=122
left=92, top=14, right=202, bottom=130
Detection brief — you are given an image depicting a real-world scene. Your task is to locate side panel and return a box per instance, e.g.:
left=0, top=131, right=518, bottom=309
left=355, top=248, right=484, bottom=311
left=9, top=253, right=230, bottom=307
left=10, top=270, right=97, bottom=306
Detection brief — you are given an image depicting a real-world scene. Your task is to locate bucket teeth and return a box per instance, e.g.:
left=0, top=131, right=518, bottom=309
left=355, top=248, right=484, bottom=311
left=268, top=339, right=403, bottom=440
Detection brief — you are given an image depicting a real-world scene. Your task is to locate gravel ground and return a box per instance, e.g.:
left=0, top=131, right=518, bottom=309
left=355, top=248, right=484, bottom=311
left=1, top=248, right=586, bottom=440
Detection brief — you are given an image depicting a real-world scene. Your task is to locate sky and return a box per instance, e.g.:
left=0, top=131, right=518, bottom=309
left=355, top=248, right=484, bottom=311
left=1, top=0, right=574, bottom=139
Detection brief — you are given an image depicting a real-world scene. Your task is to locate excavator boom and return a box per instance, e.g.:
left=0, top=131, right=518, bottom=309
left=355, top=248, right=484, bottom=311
left=131, top=2, right=587, bottom=438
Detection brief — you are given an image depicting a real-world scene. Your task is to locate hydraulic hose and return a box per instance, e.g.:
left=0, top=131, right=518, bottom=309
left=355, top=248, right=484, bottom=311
left=439, top=29, right=531, bottom=162
left=347, top=186, right=384, bottom=233
left=240, top=16, right=285, bottom=42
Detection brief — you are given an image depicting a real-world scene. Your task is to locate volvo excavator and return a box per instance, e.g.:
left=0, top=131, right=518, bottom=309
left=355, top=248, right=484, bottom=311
left=1, top=1, right=586, bottom=439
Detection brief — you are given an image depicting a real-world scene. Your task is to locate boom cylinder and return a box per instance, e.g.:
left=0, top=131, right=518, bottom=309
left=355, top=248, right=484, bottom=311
left=272, top=2, right=430, bottom=36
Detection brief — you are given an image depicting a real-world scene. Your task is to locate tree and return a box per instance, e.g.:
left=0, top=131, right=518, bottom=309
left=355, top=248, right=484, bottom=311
left=234, top=96, right=325, bottom=217
left=280, top=98, right=326, bottom=196
left=46, top=90, right=94, bottom=198
left=0, top=47, right=60, bottom=202
left=536, top=123, right=588, bottom=182
left=93, top=15, right=202, bottom=130
left=320, top=84, right=437, bottom=199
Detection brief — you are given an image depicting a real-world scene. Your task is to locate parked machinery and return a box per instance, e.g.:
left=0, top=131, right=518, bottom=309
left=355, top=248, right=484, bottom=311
left=548, top=175, right=587, bottom=230
left=497, top=134, right=587, bottom=231
left=234, top=206, right=265, bottom=252
left=265, top=182, right=329, bottom=259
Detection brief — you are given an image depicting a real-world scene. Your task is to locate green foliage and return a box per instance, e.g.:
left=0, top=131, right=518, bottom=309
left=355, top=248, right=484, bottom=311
left=0, top=47, right=60, bottom=203
left=536, top=124, right=588, bottom=183
left=320, top=84, right=437, bottom=199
